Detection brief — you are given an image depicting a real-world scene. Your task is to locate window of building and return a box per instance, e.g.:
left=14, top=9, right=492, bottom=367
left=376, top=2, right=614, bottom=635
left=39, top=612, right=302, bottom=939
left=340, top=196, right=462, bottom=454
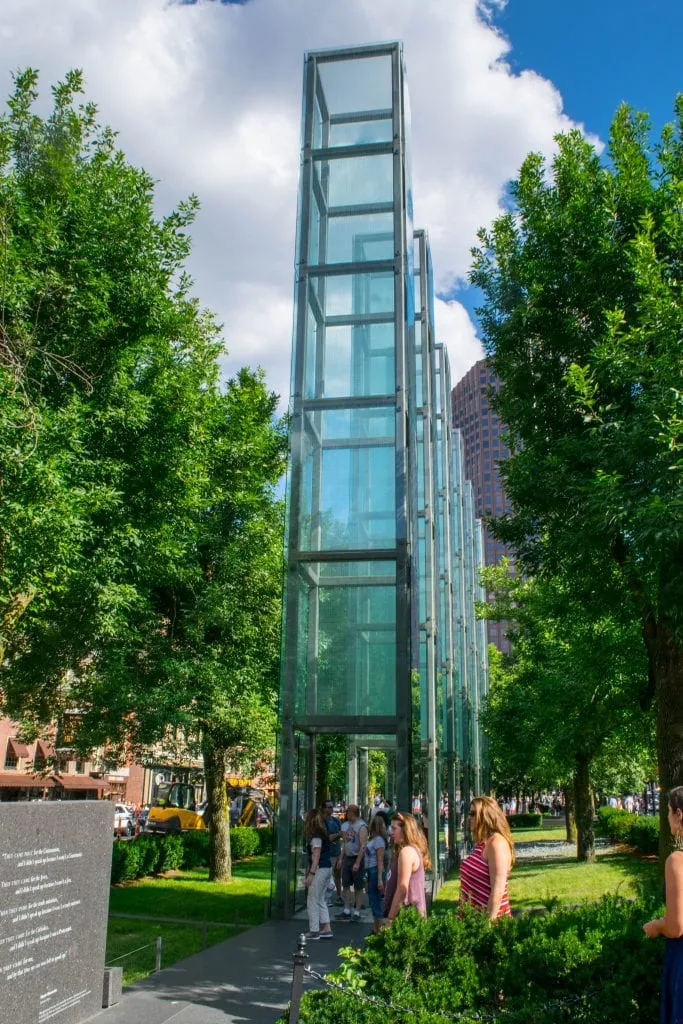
left=4, top=741, right=18, bottom=770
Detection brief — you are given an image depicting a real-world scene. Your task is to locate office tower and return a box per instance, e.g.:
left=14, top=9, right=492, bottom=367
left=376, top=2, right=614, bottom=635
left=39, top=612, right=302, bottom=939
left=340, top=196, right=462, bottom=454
left=451, top=358, right=513, bottom=652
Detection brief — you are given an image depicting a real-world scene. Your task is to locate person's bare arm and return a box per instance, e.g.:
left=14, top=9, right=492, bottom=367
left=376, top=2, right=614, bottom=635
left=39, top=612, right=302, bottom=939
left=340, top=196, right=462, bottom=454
left=353, top=824, right=368, bottom=873
left=644, top=853, right=683, bottom=938
left=305, top=843, right=321, bottom=888
left=484, top=834, right=511, bottom=920
left=376, top=843, right=385, bottom=893
left=387, top=846, right=417, bottom=921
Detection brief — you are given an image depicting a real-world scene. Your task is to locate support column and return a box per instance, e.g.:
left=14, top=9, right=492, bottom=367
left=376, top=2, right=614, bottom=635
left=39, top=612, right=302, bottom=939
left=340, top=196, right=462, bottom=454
left=358, top=747, right=369, bottom=818
left=347, top=739, right=358, bottom=806
left=273, top=720, right=296, bottom=917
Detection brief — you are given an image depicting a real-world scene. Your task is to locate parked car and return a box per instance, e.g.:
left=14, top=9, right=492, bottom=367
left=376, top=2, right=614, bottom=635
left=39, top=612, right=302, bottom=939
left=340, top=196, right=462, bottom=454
left=113, top=803, right=135, bottom=836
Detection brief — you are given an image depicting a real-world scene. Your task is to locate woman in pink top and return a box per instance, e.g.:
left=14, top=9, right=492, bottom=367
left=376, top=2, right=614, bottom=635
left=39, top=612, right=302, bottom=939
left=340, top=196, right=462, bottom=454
left=459, top=796, right=514, bottom=919
left=384, top=811, right=430, bottom=923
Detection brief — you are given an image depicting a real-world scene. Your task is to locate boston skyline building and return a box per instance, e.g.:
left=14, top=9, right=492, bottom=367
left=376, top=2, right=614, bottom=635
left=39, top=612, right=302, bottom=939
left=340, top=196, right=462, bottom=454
left=274, top=41, right=489, bottom=916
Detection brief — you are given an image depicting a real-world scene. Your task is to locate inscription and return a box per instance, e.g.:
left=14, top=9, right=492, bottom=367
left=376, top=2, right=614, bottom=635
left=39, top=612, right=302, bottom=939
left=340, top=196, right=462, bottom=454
left=0, top=802, right=113, bottom=1024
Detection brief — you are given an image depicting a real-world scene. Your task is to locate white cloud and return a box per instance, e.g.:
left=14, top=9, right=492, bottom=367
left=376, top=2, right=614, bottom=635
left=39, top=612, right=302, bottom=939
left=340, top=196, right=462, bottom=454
left=434, top=298, right=484, bottom=384
left=0, top=0, right=597, bottom=403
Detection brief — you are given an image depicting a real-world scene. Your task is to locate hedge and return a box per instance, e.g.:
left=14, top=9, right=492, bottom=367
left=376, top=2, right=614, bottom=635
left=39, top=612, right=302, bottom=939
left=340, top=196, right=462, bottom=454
left=280, top=897, right=662, bottom=1023
left=111, top=826, right=272, bottom=885
left=596, top=806, right=659, bottom=855
left=507, top=812, right=543, bottom=829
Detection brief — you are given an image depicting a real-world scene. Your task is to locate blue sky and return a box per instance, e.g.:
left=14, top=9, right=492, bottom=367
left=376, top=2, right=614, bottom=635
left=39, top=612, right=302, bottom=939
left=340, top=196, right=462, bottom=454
left=451, top=0, right=682, bottom=323
left=498, top=0, right=681, bottom=140
left=3, top=0, right=678, bottom=396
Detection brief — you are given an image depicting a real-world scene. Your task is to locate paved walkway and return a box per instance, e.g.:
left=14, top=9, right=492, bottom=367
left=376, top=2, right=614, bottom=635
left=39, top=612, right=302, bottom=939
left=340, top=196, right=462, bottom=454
left=95, top=914, right=370, bottom=1024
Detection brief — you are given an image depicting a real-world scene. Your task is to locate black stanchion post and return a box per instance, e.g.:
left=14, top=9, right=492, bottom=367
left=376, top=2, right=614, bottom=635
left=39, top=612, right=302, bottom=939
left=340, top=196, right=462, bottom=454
left=289, top=932, right=308, bottom=1024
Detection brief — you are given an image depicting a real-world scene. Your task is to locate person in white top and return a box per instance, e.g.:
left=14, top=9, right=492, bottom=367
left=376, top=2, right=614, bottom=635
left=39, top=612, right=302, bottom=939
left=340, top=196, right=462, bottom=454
left=365, top=814, right=387, bottom=932
left=337, top=804, right=367, bottom=922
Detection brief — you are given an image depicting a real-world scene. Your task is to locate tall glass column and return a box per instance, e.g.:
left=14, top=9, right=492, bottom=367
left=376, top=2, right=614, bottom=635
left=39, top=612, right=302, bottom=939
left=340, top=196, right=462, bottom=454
left=275, top=41, right=489, bottom=916
left=275, top=43, right=414, bottom=917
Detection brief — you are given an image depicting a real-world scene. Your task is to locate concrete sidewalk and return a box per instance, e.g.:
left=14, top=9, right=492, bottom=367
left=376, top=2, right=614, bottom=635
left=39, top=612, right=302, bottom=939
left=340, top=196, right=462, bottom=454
left=94, top=915, right=370, bottom=1024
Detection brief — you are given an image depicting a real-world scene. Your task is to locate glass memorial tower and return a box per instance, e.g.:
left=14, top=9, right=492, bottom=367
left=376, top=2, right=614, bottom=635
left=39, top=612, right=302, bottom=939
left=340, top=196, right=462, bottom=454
left=274, top=42, right=488, bottom=916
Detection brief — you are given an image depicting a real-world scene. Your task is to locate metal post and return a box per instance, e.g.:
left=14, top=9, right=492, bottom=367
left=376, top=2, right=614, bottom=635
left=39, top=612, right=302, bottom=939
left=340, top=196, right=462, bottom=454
left=347, top=739, right=358, bottom=806
left=289, top=933, right=309, bottom=1024
left=358, top=747, right=369, bottom=816
left=155, top=936, right=162, bottom=973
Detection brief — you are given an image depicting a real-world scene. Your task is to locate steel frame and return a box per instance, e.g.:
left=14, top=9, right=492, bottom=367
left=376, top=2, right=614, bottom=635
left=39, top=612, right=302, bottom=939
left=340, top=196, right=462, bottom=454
left=274, top=42, right=489, bottom=918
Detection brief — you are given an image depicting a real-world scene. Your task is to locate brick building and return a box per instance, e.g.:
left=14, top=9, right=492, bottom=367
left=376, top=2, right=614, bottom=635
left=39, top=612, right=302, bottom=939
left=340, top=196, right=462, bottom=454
left=0, top=716, right=145, bottom=804
left=451, top=358, right=513, bottom=652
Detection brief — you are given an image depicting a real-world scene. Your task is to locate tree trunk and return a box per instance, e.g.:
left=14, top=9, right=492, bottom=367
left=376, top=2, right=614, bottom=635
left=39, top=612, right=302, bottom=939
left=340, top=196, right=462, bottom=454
left=573, top=755, right=595, bottom=862
left=202, top=732, right=232, bottom=882
left=563, top=785, right=576, bottom=843
left=651, top=619, right=683, bottom=863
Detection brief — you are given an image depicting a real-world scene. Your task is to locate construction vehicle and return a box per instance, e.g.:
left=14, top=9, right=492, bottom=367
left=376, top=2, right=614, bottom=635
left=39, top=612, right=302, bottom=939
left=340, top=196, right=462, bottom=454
left=145, top=777, right=272, bottom=834
left=145, top=781, right=206, bottom=834
left=228, top=780, right=273, bottom=828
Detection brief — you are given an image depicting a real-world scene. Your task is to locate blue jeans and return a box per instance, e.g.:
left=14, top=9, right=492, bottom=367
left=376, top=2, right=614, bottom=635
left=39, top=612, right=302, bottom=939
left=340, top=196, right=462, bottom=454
left=367, top=866, right=385, bottom=919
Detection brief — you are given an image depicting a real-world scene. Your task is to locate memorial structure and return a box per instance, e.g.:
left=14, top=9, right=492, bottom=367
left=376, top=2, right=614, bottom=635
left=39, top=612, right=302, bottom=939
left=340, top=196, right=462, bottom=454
left=274, top=42, right=488, bottom=916
left=0, top=801, right=114, bottom=1024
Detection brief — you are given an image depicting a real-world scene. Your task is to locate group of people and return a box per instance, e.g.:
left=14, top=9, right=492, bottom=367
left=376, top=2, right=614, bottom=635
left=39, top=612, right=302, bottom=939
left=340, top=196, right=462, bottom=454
left=302, top=795, right=515, bottom=940
left=303, top=787, right=683, bottom=1023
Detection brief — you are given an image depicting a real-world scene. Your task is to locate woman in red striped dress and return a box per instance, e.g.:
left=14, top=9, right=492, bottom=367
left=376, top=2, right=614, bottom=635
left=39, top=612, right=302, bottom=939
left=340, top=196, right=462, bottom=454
left=459, top=796, right=514, bottom=920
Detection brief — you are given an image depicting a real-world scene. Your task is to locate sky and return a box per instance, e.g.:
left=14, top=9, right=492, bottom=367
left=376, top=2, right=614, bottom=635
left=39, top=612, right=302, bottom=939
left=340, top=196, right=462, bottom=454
left=0, top=0, right=679, bottom=405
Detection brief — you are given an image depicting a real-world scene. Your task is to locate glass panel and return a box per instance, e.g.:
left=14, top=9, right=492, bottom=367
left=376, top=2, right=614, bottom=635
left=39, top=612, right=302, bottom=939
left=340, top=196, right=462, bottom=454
left=315, top=272, right=394, bottom=317
left=317, top=55, right=392, bottom=117
left=329, top=118, right=392, bottom=147
left=304, top=306, right=319, bottom=400
left=304, top=320, right=395, bottom=399
left=313, top=92, right=324, bottom=149
left=309, top=188, right=322, bottom=266
left=319, top=155, right=393, bottom=207
left=294, top=560, right=396, bottom=717
left=298, top=408, right=396, bottom=551
left=325, top=212, right=394, bottom=264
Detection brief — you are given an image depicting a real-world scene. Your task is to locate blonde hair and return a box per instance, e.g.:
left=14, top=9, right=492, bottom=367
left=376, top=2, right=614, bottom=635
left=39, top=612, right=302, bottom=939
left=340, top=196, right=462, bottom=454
left=391, top=811, right=432, bottom=871
left=469, top=796, right=515, bottom=864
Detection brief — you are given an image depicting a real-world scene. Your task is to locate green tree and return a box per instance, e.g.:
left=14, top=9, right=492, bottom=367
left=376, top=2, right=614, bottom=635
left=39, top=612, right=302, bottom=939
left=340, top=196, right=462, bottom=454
left=471, top=98, right=682, bottom=858
left=480, top=561, right=650, bottom=860
left=0, top=71, right=287, bottom=880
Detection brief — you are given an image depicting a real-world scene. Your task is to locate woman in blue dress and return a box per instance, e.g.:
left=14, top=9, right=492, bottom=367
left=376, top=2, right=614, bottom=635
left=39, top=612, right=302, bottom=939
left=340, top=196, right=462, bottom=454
left=644, top=786, right=683, bottom=1023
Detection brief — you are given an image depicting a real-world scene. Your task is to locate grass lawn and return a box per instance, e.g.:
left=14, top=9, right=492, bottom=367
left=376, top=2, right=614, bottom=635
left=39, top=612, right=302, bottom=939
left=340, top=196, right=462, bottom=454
left=107, top=853, right=271, bottom=985
left=436, top=849, right=659, bottom=912
left=510, top=827, right=572, bottom=843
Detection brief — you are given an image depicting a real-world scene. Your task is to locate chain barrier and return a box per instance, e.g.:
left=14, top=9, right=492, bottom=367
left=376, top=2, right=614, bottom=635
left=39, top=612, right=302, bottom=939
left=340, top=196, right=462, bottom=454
left=106, top=941, right=158, bottom=965
left=303, top=964, right=594, bottom=1023
left=106, top=935, right=163, bottom=973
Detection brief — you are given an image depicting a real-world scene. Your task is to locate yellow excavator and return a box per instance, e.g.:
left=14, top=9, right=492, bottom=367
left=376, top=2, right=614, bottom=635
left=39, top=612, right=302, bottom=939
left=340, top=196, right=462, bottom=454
left=145, top=778, right=272, bottom=834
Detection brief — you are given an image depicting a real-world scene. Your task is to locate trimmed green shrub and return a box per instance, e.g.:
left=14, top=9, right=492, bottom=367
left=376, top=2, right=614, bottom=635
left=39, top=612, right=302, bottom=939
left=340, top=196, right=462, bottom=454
left=279, top=897, right=662, bottom=1023
left=230, top=827, right=260, bottom=860
left=597, top=806, right=659, bottom=855
left=180, top=829, right=210, bottom=870
left=507, top=812, right=542, bottom=829
left=257, top=827, right=274, bottom=854
left=111, top=825, right=263, bottom=884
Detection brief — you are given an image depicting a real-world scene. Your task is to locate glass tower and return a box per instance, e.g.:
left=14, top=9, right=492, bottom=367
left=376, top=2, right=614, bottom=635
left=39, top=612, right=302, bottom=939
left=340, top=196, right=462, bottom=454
left=274, top=42, right=488, bottom=917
